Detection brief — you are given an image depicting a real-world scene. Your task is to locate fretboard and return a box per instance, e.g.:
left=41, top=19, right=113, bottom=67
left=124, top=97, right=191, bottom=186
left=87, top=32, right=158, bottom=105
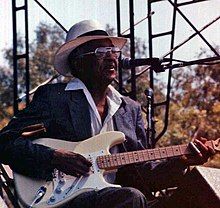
left=96, top=141, right=214, bottom=170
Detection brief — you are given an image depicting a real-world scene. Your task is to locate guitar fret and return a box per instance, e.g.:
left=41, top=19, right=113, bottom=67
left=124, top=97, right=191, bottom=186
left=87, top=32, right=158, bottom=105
left=131, top=152, right=135, bottom=163
left=111, top=154, right=118, bottom=167
left=142, top=150, right=147, bottom=161
left=172, top=145, right=181, bottom=156
left=119, top=153, right=126, bottom=165
left=164, top=148, right=168, bottom=157
left=128, top=152, right=134, bottom=163
left=159, top=147, right=168, bottom=158
left=116, top=154, right=122, bottom=166
left=153, top=148, right=160, bottom=159
left=177, top=145, right=182, bottom=156
left=125, top=153, right=130, bottom=164
left=103, top=156, right=108, bottom=168
left=181, top=144, right=189, bottom=154
left=106, top=155, right=111, bottom=167
left=96, top=156, right=101, bottom=168
left=138, top=150, right=145, bottom=162
left=164, top=147, right=168, bottom=158
left=103, top=155, right=107, bottom=168
left=109, top=155, right=114, bottom=167
left=116, top=154, right=120, bottom=166
left=166, top=146, right=174, bottom=157
left=108, top=155, right=112, bottom=167
left=99, top=155, right=108, bottom=168
left=98, top=156, right=103, bottom=168
left=143, top=151, right=149, bottom=161
left=133, top=152, right=140, bottom=163
left=148, top=150, right=155, bottom=160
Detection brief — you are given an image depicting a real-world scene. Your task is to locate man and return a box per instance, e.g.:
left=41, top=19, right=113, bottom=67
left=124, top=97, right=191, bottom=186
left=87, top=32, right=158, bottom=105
left=0, top=20, right=215, bottom=208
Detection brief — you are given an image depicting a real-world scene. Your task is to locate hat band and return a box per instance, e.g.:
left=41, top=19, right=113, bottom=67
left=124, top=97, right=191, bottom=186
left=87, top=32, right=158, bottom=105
left=78, top=30, right=109, bottom=38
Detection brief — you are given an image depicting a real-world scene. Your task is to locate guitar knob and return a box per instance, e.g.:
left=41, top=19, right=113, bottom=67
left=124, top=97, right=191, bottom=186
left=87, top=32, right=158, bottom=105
left=59, top=178, right=65, bottom=185
left=49, top=195, right=55, bottom=202
left=55, top=187, right=62, bottom=194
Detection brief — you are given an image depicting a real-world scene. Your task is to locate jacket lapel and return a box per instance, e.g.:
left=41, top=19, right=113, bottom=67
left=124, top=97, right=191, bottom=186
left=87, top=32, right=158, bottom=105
left=114, top=98, right=137, bottom=152
left=67, top=90, right=92, bottom=140
left=114, top=99, right=133, bottom=134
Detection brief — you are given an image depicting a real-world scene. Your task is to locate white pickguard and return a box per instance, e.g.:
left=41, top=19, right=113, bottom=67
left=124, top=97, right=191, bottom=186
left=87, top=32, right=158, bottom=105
left=47, top=150, right=120, bottom=206
left=13, top=131, right=125, bottom=208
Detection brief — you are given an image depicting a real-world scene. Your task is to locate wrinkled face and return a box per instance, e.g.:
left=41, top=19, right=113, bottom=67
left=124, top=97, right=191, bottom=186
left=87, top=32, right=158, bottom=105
left=69, top=39, right=120, bottom=87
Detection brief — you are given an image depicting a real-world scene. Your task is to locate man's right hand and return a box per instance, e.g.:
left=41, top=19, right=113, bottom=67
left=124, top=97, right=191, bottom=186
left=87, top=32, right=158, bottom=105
left=51, top=149, right=92, bottom=177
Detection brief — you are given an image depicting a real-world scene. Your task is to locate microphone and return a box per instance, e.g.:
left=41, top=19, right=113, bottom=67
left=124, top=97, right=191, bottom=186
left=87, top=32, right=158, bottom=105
left=145, top=88, right=153, bottom=99
left=120, top=57, right=165, bottom=72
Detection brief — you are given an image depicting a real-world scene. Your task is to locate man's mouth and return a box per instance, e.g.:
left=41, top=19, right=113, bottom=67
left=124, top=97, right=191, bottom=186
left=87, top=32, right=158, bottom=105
left=104, top=65, right=115, bottom=71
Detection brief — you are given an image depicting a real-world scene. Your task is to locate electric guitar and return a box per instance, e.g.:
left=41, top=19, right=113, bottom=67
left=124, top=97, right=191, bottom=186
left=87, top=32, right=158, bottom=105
left=13, top=131, right=220, bottom=208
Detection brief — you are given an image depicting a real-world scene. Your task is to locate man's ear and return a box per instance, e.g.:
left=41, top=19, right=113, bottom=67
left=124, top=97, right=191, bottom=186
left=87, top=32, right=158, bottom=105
left=70, top=58, right=83, bottom=76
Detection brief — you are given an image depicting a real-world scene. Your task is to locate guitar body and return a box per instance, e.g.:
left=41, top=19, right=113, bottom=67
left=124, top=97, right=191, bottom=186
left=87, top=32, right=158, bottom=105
left=14, top=131, right=125, bottom=208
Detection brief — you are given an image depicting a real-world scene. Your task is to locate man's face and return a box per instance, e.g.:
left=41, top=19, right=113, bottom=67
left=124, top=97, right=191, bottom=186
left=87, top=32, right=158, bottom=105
left=72, top=39, right=120, bottom=86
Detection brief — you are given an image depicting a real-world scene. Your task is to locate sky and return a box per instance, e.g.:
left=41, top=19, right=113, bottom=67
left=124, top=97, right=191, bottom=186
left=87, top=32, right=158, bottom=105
left=1, top=0, right=220, bottom=69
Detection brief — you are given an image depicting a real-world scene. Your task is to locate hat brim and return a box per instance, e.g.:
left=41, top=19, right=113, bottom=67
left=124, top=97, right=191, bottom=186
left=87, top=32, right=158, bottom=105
left=54, top=35, right=127, bottom=76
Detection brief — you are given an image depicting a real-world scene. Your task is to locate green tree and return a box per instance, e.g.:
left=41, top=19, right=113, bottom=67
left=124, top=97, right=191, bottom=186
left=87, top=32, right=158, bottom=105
left=0, top=66, right=14, bottom=128
left=0, top=23, right=66, bottom=127
left=29, top=22, right=65, bottom=89
left=156, top=53, right=220, bottom=167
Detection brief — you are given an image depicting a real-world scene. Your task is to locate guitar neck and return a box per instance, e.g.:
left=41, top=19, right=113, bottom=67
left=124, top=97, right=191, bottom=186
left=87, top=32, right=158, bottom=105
left=97, top=140, right=214, bottom=170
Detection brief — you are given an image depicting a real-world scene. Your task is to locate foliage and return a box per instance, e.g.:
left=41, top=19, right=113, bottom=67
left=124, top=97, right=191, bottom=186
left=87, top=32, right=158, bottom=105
left=156, top=58, right=220, bottom=167
left=29, top=23, right=65, bottom=88
left=169, top=61, right=219, bottom=142
left=1, top=22, right=148, bottom=123
left=0, top=23, right=66, bottom=125
left=0, top=22, right=219, bottom=168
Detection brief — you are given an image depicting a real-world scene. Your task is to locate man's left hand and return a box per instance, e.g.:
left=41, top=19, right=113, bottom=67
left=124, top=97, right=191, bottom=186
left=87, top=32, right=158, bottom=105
left=180, top=137, right=215, bottom=166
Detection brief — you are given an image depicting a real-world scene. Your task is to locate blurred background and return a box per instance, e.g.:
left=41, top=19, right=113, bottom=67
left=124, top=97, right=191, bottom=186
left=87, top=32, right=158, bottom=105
left=0, top=0, right=220, bottom=169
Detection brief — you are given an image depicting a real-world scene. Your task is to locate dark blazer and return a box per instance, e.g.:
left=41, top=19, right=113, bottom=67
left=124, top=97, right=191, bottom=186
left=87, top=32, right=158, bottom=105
left=0, top=83, right=185, bottom=190
left=0, top=84, right=149, bottom=174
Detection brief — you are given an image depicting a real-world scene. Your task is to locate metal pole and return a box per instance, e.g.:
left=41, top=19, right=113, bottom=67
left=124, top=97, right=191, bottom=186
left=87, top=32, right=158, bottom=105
left=12, top=0, right=18, bottom=114
left=116, top=0, right=123, bottom=94
left=147, top=1, right=155, bottom=145
left=129, top=0, right=136, bottom=100
left=24, top=0, right=29, bottom=105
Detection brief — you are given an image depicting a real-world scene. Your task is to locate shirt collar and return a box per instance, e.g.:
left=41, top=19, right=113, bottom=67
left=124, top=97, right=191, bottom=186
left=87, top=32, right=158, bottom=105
left=65, top=78, right=123, bottom=126
left=65, top=78, right=123, bottom=104
left=65, top=77, right=87, bottom=91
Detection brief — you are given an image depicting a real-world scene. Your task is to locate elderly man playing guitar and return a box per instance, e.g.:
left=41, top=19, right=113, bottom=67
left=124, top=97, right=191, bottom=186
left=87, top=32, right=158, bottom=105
left=0, top=20, right=216, bottom=208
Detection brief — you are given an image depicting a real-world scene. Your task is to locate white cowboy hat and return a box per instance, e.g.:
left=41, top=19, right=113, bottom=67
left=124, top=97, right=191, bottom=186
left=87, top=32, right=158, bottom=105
left=54, top=20, right=127, bottom=76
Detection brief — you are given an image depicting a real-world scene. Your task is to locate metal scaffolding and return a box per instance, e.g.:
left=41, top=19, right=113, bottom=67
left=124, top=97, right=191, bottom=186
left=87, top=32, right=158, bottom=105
left=10, top=0, right=220, bottom=144
left=1, top=0, right=220, bottom=206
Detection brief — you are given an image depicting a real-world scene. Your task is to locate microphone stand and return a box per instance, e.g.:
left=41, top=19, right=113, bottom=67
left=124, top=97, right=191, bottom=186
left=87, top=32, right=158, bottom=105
left=145, top=88, right=156, bottom=148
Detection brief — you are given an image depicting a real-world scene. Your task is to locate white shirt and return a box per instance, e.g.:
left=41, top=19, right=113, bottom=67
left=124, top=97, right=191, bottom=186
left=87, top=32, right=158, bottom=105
left=65, top=78, right=123, bottom=183
left=65, top=78, right=122, bottom=136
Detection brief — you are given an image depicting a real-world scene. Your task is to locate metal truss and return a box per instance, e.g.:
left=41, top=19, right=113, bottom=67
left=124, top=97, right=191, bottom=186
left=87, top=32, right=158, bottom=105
left=2, top=0, right=220, bottom=205
left=12, top=0, right=29, bottom=114
left=116, top=0, right=220, bottom=146
left=11, top=0, right=220, bottom=144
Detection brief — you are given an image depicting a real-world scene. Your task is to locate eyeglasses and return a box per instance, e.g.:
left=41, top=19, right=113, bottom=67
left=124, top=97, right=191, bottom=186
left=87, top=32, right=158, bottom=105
left=75, top=47, right=121, bottom=59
